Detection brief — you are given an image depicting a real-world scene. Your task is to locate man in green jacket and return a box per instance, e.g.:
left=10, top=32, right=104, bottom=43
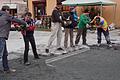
left=75, top=9, right=90, bottom=46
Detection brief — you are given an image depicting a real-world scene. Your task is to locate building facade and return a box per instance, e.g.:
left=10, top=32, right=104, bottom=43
left=28, top=0, right=56, bottom=18
left=0, top=0, right=27, bottom=16
left=103, top=0, right=120, bottom=28
left=28, top=0, right=120, bottom=28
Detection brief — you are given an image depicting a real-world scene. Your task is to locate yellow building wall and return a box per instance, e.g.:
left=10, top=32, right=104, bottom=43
left=46, top=0, right=56, bottom=16
left=28, top=0, right=33, bottom=18
left=28, top=0, right=56, bottom=17
left=103, top=0, right=120, bottom=28
left=28, top=0, right=120, bottom=28
left=112, top=0, right=120, bottom=28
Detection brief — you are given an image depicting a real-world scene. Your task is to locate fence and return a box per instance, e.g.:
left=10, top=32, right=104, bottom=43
left=36, top=15, right=51, bottom=30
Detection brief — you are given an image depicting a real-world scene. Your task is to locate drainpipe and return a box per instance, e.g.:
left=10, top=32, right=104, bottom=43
left=27, top=0, right=28, bottom=8
left=10, top=0, right=11, bottom=4
left=23, top=0, right=28, bottom=8
left=100, top=3, right=103, bottom=16
left=113, top=4, right=117, bottom=23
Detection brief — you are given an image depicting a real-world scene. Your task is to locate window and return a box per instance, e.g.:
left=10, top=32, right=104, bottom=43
left=33, top=1, right=46, bottom=18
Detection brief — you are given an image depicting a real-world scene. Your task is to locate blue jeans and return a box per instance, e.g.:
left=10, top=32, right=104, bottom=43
left=0, top=37, right=9, bottom=71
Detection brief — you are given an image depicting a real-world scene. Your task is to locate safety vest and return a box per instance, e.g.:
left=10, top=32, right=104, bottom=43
left=95, top=16, right=108, bottom=31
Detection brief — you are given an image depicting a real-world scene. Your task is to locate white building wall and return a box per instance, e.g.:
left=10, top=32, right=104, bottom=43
left=0, top=0, right=26, bottom=9
left=0, top=0, right=27, bottom=17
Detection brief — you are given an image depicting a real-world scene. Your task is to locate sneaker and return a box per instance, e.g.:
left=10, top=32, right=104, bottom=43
left=63, top=50, right=68, bottom=54
left=45, top=48, right=49, bottom=53
left=24, top=62, right=31, bottom=66
left=4, top=69, right=16, bottom=73
left=57, top=47, right=64, bottom=51
left=97, top=43, right=101, bottom=47
left=108, top=44, right=112, bottom=47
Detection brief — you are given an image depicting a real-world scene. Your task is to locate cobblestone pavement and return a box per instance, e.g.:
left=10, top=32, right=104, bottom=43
left=0, top=44, right=120, bottom=80
left=0, top=30, right=120, bottom=80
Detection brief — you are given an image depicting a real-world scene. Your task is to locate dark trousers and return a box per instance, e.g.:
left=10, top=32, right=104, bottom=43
left=0, top=38, right=9, bottom=71
left=75, top=28, right=87, bottom=45
left=23, top=35, right=39, bottom=63
left=97, top=28, right=111, bottom=44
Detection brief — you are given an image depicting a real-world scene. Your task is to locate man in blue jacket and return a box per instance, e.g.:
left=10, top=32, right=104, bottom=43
left=0, top=6, right=26, bottom=73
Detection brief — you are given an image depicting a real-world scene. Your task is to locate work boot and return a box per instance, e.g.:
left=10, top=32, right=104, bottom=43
left=57, top=47, right=64, bottom=51
left=45, top=48, right=49, bottom=53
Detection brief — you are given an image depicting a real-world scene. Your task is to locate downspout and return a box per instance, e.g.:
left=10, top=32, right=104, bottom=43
left=113, top=4, right=117, bottom=23
left=100, top=2, right=103, bottom=16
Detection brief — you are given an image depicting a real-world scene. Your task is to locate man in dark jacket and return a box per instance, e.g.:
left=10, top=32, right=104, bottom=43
left=0, top=6, right=26, bottom=73
left=45, top=3, right=64, bottom=55
left=62, top=8, right=75, bottom=53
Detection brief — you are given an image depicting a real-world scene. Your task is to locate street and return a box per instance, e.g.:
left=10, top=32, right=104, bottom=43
left=0, top=29, right=120, bottom=80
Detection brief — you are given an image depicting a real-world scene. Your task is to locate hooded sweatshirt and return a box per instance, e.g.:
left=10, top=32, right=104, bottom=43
left=0, top=11, right=26, bottom=39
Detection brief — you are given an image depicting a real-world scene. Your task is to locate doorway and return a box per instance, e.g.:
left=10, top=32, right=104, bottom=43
left=33, top=1, right=46, bottom=18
